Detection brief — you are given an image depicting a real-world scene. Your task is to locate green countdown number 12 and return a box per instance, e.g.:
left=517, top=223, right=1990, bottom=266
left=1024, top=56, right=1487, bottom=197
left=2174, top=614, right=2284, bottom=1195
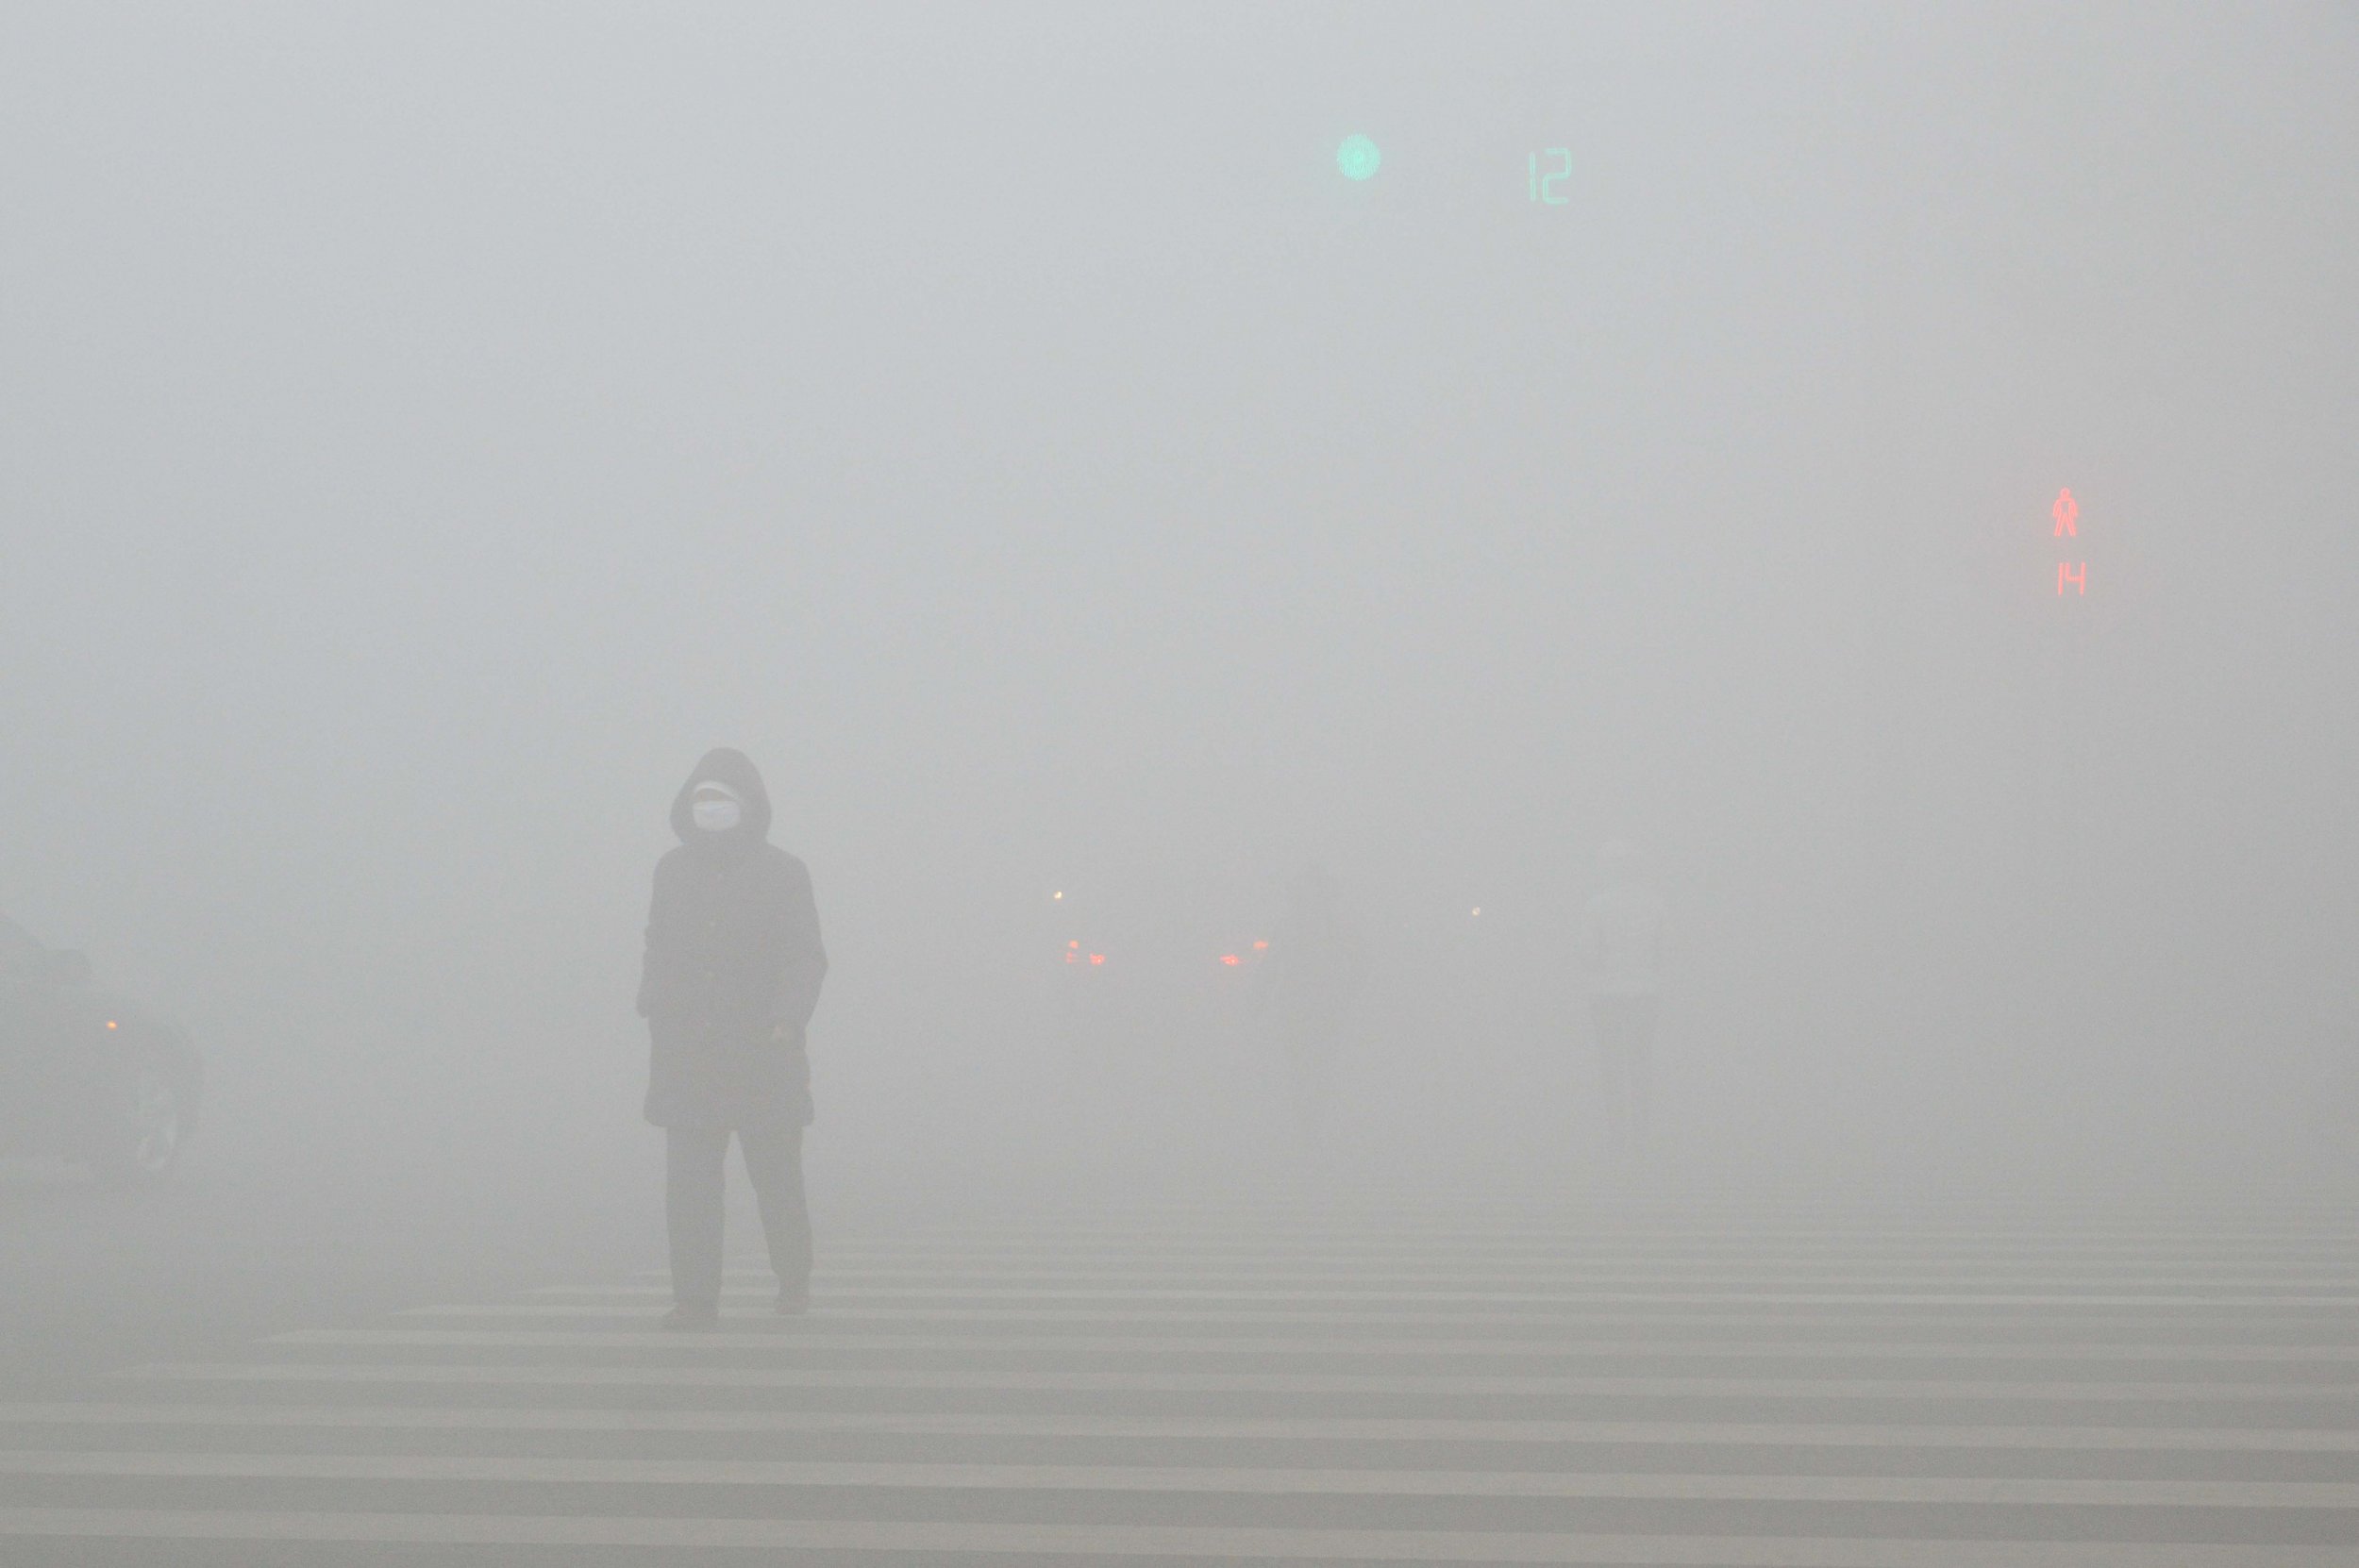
left=1528, top=149, right=1570, bottom=206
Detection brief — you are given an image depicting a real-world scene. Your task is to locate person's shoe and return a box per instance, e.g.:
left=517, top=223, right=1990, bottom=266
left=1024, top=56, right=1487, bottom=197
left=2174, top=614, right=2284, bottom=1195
left=775, top=1284, right=811, bottom=1316
left=660, top=1301, right=720, bottom=1332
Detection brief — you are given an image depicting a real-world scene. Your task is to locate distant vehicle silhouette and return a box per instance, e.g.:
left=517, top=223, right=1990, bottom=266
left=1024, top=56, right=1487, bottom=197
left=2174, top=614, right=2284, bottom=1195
left=0, top=915, right=200, bottom=1186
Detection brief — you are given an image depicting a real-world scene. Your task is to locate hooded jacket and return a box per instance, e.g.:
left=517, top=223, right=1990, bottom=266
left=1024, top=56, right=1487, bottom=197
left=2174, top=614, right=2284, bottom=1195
left=636, top=748, right=828, bottom=1129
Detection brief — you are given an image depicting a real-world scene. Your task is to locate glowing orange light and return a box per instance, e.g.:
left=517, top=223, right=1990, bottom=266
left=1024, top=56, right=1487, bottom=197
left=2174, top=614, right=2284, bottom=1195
left=1052, top=891, right=1063, bottom=900
left=2053, top=488, right=2079, bottom=538
left=105, top=1020, right=118, bottom=1030
left=1219, top=954, right=1242, bottom=966
left=1088, top=953, right=1106, bottom=966
left=1251, top=940, right=1268, bottom=951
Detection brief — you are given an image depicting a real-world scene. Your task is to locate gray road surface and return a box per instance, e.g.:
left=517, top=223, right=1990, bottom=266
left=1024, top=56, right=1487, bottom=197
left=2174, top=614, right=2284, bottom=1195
left=0, top=1203, right=2353, bottom=1564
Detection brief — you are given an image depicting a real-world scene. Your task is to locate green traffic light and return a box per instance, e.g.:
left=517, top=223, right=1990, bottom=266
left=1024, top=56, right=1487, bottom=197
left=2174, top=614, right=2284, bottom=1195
left=1335, top=134, right=1381, bottom=182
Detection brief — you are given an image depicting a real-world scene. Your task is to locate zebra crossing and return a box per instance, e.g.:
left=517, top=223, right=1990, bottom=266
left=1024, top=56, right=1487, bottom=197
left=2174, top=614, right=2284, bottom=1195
left=0, top=1205, right=2353, bottom=1563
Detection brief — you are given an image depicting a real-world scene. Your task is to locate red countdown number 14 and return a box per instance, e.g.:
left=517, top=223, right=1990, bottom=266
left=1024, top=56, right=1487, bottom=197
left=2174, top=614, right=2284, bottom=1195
left=2053, top=489, right=2085, bottom=595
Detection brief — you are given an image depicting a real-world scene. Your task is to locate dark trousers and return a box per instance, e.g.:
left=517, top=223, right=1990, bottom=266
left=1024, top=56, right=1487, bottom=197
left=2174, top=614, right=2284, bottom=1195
left=664, top=1125, right=810, bottom=1308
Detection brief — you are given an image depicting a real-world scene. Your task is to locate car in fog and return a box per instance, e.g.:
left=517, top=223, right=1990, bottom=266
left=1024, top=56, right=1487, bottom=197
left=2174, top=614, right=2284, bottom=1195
left=1040, top=874, right=1276, bottom=1054
left=0, top=916, right=200, bottom=1186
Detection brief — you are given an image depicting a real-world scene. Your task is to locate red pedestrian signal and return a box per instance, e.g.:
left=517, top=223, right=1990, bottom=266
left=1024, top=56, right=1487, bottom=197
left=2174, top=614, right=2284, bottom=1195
left=2050, top=489, right=2086, bottom=599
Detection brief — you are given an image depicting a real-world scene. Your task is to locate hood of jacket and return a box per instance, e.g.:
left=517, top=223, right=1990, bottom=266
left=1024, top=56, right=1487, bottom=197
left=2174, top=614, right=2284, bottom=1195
left=670, top=747, right=774, bottom=852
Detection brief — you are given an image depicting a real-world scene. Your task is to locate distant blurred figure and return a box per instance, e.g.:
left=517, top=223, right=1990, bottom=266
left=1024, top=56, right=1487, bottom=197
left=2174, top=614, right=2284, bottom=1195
left=1584, top=839, right=1665, bottom=1165
left=1257, top=863, right=1364, bottom=1141
left=637, top=749, right=828, bottom=1330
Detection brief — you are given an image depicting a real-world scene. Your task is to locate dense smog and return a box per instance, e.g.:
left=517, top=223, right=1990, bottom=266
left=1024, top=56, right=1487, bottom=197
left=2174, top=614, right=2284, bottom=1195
left=2, top=5, right=2354, bottom=1563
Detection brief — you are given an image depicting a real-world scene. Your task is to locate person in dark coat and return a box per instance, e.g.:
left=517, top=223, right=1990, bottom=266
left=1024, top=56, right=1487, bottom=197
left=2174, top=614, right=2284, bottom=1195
left=637, top=748, right=828, bottom=1329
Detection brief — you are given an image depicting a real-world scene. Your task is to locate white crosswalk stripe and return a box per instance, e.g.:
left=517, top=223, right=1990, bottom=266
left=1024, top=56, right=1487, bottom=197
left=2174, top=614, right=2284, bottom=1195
left=0, top=1206, right=2353, bottom=1563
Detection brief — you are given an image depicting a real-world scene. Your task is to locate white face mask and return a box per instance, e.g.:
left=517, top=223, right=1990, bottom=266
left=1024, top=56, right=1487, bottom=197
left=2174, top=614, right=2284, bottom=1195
left=691, top=798, right=742, bottom=833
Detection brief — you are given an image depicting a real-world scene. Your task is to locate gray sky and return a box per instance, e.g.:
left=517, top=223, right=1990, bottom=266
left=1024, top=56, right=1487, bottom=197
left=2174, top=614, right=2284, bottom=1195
left=4, top=4, right=2355, bottom=1203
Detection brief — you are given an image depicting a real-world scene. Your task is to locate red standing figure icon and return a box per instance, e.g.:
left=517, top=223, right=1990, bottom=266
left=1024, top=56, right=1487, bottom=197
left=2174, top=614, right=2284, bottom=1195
left=2051, top=488, right=2086, bottom=595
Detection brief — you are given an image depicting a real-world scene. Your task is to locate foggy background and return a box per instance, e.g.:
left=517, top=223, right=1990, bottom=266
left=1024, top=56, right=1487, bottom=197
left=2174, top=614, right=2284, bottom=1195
left=4, top=2, right=2355, bottom=1259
